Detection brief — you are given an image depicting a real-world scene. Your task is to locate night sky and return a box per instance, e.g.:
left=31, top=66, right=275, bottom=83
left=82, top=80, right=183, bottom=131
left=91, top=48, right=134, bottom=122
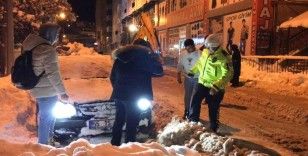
left=68, top=0, right=96, bottom=22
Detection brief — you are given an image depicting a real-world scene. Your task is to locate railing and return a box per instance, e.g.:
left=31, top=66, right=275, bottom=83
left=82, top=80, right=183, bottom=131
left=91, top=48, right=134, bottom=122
left=242, top=56, right=308, bottom=74
left=278, top=29, right=308, bottom=54
left=163, top=55, right=308, bottom=74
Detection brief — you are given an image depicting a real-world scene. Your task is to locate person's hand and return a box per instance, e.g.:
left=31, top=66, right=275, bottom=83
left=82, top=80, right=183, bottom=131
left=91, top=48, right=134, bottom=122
left=59, top=93, right=70, bottom=104
left=209, top=88, right=218, bottom=96
left=177, top=75, right=182, bottom=84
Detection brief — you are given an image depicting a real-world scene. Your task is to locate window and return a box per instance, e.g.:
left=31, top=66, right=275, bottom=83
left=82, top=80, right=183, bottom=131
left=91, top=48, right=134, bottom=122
left=221, top=0, right=228, bottom=5
left=166, top=0, right=170, bottom=14
left=171, top=0, right=177, bottom=12
left=132, top=1, right=135, bottom=8
left=191, top=21, right=204, bottom=38
left=180, top=0, right=187, bottom=8
left=162, top=6, right=165, bottom=15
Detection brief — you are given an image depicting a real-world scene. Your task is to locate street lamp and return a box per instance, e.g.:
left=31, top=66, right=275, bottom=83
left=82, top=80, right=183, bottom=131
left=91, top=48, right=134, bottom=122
left=58, top=12, right=66, bottom=20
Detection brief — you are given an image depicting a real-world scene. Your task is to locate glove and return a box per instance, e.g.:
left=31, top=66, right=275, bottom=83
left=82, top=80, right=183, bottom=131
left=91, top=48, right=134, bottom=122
left=187, top=73, right=194, bottom=77
left=209, top=88, right=218, bottom=96
left=59, top=93, right=70, bottom=104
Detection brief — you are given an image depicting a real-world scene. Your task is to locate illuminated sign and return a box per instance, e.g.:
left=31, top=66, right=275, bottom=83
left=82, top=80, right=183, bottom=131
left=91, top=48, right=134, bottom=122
left=252, top=0, right=273, bottom=55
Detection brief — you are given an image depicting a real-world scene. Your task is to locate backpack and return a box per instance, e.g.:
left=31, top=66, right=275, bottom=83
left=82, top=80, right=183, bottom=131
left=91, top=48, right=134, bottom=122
left=11, top=44, right=47, bottom=90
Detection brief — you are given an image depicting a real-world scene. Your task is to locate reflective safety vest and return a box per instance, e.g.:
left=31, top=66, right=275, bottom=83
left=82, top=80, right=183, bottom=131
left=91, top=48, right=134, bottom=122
left=190, top=47, right=233, bottom=90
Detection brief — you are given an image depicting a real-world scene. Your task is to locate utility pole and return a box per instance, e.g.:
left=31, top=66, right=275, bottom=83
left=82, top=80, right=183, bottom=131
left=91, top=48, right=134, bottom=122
left=0, top=0, right=14, bottom=76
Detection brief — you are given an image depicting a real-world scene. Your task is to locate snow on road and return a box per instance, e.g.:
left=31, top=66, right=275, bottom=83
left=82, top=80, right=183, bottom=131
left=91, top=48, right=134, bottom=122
left=0, top=52, right=307, bottom=155
left=154, top=63, right=307, bottom=155
left=0, top=138, right=200, bottom=156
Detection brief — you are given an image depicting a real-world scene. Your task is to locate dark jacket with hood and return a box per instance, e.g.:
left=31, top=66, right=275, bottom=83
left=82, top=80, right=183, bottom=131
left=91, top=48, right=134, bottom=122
left=110, top=45, right=164, bottom=102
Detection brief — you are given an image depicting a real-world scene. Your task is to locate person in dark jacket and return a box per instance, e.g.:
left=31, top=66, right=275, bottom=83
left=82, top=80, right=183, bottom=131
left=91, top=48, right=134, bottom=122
left=22, top=23, right=70, bottom=145
left=110, top=38, right=163, bottom=146
left=230, top=44, right=241, bottom=87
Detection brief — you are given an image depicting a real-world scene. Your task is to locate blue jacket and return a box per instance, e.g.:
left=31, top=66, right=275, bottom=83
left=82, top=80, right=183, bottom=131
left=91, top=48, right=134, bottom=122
left=110, top=45, right=164, bottom=102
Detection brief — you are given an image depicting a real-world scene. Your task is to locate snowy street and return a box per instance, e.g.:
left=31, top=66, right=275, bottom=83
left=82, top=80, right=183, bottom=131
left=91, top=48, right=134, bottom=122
left=1, top=0, right=307, bottom=155
left=0, top=50, right=306, bottom=155
left=153, top=68, right=308, bottom=155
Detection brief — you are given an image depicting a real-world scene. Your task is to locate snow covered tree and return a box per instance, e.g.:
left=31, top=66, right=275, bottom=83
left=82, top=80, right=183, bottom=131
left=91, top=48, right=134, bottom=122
left=0, top=0, right=76, bottom=44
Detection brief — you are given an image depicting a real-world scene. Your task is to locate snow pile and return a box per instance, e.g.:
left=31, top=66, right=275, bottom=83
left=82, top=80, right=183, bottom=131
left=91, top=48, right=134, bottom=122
left=0, top=76, right=36, bottom=143
left=58, top=55, right=113, bottom=102
left=157, top=118, right=204, bottom=146
left=62, top=42, right=98, bottom=56
left=59, top=55, right=112, bottom=79
left=157, top=119, right=270, bottom=155
left=198, top=133, right=227, bottom=153
left=241, top=61, right=308, bottom=97
left=0, top=138, right=200, bottom=156
left=0, top=54, right=113, bottom=144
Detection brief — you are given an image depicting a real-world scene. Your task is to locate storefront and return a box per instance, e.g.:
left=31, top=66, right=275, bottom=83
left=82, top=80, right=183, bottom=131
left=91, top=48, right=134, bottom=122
left=207, top=0, right=252, bottom=55
left=207, top=0, right=275, bottom=55
left=223, top=10, right=252, bottom=55
left=156, top=0, right=205, bottom=58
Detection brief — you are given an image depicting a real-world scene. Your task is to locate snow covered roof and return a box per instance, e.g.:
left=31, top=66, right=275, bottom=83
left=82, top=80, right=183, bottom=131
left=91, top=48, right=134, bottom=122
left=280, top=11, right=308, bottom=29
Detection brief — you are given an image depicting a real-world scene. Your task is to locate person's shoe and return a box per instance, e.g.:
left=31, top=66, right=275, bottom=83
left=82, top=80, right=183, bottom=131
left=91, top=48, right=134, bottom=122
left=231, top=84, right=239, bottom=88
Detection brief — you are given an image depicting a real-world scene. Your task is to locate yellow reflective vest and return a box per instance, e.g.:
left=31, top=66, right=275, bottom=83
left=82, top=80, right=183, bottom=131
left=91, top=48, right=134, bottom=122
left=190, top=47, right=233, bottom=91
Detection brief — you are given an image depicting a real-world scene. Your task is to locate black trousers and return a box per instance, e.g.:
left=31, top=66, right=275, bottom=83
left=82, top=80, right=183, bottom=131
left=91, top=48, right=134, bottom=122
left=188, top=84, right=224, bottom=132
left=111, top=100, right=140, bottom=146
left=231, top=75, right=240, bottom=86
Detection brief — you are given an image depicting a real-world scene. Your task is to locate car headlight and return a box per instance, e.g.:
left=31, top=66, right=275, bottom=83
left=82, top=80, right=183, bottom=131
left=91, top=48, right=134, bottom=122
left=137, top=98, right=152, bottom=111
left=52, top=101, right=76, bottom=119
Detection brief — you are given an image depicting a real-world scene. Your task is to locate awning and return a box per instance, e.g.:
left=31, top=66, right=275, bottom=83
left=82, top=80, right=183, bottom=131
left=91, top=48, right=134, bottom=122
left=280, top=11, right=308, bottom=29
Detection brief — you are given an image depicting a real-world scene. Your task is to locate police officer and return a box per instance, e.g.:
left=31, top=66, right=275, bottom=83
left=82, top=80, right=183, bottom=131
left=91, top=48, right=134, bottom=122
left=188, top=34, right=233, bottom=133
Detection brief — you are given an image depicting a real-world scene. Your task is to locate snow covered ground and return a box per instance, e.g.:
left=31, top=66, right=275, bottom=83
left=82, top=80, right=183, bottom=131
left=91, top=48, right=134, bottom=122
left=240, top=61, right=307, bottom=98
left=0, top=138, right=200, bottom=156
left=0, top=47, right=201, bottom=155
left=0, top=46, right=307, bottom=155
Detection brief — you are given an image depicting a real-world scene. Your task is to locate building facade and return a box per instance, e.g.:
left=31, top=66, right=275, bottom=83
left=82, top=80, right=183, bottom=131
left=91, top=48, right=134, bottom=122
left=112, top=0, right=122, bottom=49
left=110, top=0, right=307, bottom=55
left=119, top=0, right=157, bottom=45
left=206, top=0, right=308, bottom=55
left=96, top=0, right=113, bottom=53
left=206, top=0, right=254, bottom=55
left=155, top=0, right=206, bottom=58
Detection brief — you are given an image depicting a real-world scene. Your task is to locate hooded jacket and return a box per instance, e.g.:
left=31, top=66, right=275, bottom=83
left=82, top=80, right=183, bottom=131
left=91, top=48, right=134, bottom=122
left=22, top=34, right=66, bottom=98
left=110, top=45, right=163, bottom=101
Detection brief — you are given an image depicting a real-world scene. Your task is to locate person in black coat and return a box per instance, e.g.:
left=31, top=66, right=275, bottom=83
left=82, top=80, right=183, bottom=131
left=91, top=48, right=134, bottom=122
left=230, top=44, right=241, bottom=87
left=110, top=39, right=164, bottom=146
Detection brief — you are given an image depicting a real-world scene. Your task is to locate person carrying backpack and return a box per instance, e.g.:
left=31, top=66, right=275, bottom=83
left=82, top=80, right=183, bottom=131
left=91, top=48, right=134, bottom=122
left=21, top=23, right=70, bottom=145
